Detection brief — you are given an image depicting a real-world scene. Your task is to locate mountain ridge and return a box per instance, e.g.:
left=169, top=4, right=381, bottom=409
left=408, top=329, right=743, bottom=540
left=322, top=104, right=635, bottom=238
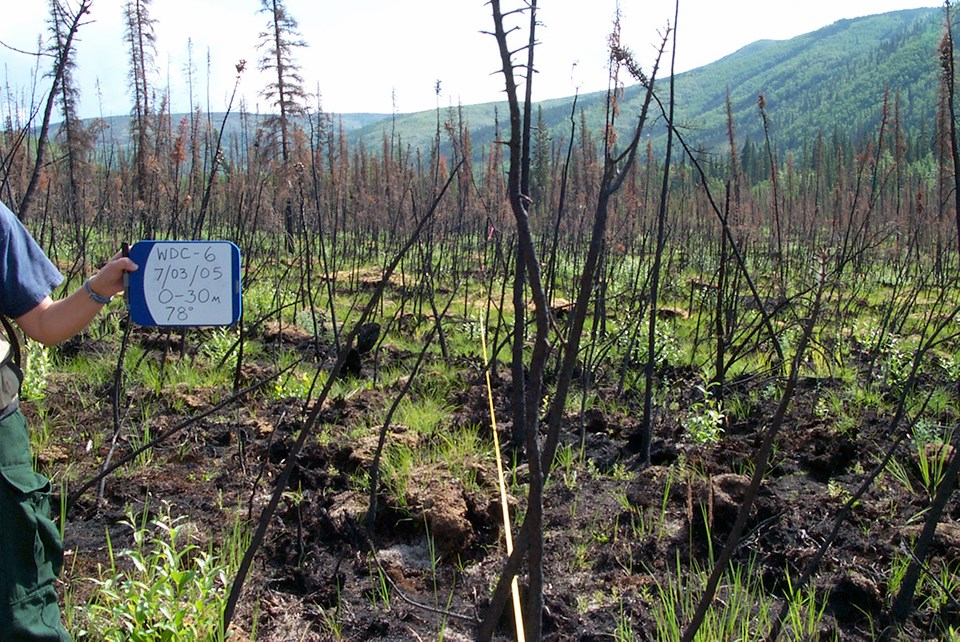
left=58, top=7, right=945, bottom=162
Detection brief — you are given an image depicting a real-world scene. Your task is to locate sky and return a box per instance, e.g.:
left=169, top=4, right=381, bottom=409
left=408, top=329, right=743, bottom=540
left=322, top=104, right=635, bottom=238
left=0, top=0, right=943, bottom=121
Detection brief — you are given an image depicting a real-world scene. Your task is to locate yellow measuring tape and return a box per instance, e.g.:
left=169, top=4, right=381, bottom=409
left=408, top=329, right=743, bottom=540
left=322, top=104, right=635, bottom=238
left=480, top=327, right=526, bottom=642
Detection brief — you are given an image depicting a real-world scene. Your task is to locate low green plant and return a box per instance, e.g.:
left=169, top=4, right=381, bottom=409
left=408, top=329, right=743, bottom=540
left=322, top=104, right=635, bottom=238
left=883, top=455, right=915, bottom=494
left=319, top=594, right=343, bottom=640
left=912, top=418, right=947, bottom=448
left=910, top=423, right=955, bottom=498
left=609, top=461, right=634, bottom=482
left=269, top=351, right=316, bottom=400
left=815, top=389, right=858, bottom=434
left=395, top=395, right=453, bottom=434
left=912, top=386, right=959, bottom=421
left=126, top=404, right=157, bottom=468
left=783, top=569, right=831, bottom=638
left=827, top=480, right=853, bottom=504
left=916, top=441, right=952, bottom=498
left=423, top=518, right=456, bottom=640
left=850, top=384, right=887, bottom=413
left=74, top=503, right=243, bottom=641
left=615, top=318, right=681, bottom=369
left=723, top=392, right=753, bottom=422
left=929, top=559, right=960, bottom=614
left=648, top=553, right=833, bottom=641
left=382, top=441, right=415, bottom=510
left=655, top=460, right=681, bottom=540
left=21, top=337, right=51, bottom=402
left=553, top=442, right=578, bottom=489
left=138, top=354, right=222, bottom=398
left=199, top=327, right=240, bottom=371
left=571, top=536, right=591, bottom=570
left=28, top=404, right=54, bottom=468
left=852, top=320, right=914, bottom=392
left=683, top=383, right=725, bottom=445
left=433, top=423, right=489, bottom=494
left=411, top=363, right=463, bottom=402
left=942, top=627, right=960, bottom=642
left=879, top=549, right=960, bottom=640
left=368, top=562, right=391, bottom=609
left=613, top=601, right=637, bottom=641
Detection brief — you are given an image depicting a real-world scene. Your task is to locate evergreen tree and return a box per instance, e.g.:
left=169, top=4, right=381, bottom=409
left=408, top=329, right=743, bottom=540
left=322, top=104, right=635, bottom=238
left=530, top=105, right=551, bottom=215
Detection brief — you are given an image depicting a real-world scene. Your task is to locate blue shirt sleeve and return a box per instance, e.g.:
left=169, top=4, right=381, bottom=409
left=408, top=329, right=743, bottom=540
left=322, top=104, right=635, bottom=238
left=0, top=202, right=64, bottom=319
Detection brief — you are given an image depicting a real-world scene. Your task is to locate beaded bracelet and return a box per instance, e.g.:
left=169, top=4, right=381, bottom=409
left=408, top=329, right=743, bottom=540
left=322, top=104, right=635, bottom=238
left=84, top=279, right=113, bottom=305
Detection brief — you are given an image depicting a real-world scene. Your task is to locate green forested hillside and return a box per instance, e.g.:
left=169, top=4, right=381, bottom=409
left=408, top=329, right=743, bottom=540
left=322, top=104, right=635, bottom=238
left=650, top=7, right=943, bottom=156
left=351, top=7, right=944, bottom=163
left=73, top=7, right=945, bottom=168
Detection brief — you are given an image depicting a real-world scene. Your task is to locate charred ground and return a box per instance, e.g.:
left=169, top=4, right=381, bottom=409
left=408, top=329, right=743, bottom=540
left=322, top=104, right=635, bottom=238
left=31, top=316, right=960, bottom=642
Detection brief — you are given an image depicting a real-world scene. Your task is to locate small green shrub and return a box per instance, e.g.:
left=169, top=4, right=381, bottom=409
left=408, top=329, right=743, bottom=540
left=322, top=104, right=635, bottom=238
left=683, top=383, right=725, bottom=445
left=199, top=327, right=240, bottom=371
left=74, top=504, right=243, bottom=642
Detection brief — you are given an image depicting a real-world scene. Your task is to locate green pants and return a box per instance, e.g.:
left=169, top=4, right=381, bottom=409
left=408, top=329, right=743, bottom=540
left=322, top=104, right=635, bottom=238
left=0, top=408, right=71, bottom=641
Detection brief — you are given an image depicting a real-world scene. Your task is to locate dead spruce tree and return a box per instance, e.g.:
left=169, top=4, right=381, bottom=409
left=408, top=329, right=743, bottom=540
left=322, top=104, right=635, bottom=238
left=51, top=0, right=96, bottom=252
left=18, top=0, right=91, bottom=223
left=479, top=4, right=665, bottom=639
left=257, top=0, right=308, bottom=251
left=937, top=1, right=960, bottom=256
left=543, top=17, right=665, bottom=476
left=481, top=2, right=550, bottom=639
left=637, top=12, right=675, bottom=469
left=123, top=0, right=156, bottom=212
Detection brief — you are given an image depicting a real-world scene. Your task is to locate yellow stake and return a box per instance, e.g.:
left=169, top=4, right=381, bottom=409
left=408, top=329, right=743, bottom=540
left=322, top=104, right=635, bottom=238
left=480, top=326, right=526, bottom=642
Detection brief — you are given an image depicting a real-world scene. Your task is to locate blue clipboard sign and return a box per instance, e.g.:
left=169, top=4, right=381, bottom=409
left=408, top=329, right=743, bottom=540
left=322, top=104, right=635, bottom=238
left=127, top=240, right=242, bottom=327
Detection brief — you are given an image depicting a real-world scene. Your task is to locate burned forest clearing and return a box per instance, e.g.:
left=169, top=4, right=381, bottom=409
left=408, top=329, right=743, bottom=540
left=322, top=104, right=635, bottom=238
left=3, top=1, right=960, bottom=641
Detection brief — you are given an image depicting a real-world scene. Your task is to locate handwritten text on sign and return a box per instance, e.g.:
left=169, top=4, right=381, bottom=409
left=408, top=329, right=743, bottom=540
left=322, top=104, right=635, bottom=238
left=133, top=241, right=240, bottom=326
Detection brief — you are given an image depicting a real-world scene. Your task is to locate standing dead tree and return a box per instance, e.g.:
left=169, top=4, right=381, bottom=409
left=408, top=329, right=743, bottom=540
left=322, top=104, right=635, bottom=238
left=192, top=60, right=246, bottom=240
left=938, top=1, right=960, bottom=256
left=481, top=2, right=552, bottom=639
left=257, top=0, right=308, bottom=251
left=51, top=0, right=96, bottom=254
left=123, top=0, right=156, bottom=210
left=542, top=16, right=665, bottom=476
left=18, top=0, right=91, bottom=222
left=636, top=12, right=674, bottom=469
left=480, top=4, right=665, bottom=640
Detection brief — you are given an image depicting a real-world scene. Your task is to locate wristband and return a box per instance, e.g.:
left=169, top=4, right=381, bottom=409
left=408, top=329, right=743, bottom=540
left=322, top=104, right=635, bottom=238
left=84, top=279, right=113, bottom=305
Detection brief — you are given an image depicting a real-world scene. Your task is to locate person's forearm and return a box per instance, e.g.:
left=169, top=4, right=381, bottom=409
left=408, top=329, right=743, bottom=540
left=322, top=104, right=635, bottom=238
left=14, top=254, right=137, bottom=346
left=24, top=288, right=112, bottom=346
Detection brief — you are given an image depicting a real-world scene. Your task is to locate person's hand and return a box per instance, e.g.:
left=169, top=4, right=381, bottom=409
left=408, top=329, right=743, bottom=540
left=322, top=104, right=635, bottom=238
left=87, top=251, right=138, bottom=299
